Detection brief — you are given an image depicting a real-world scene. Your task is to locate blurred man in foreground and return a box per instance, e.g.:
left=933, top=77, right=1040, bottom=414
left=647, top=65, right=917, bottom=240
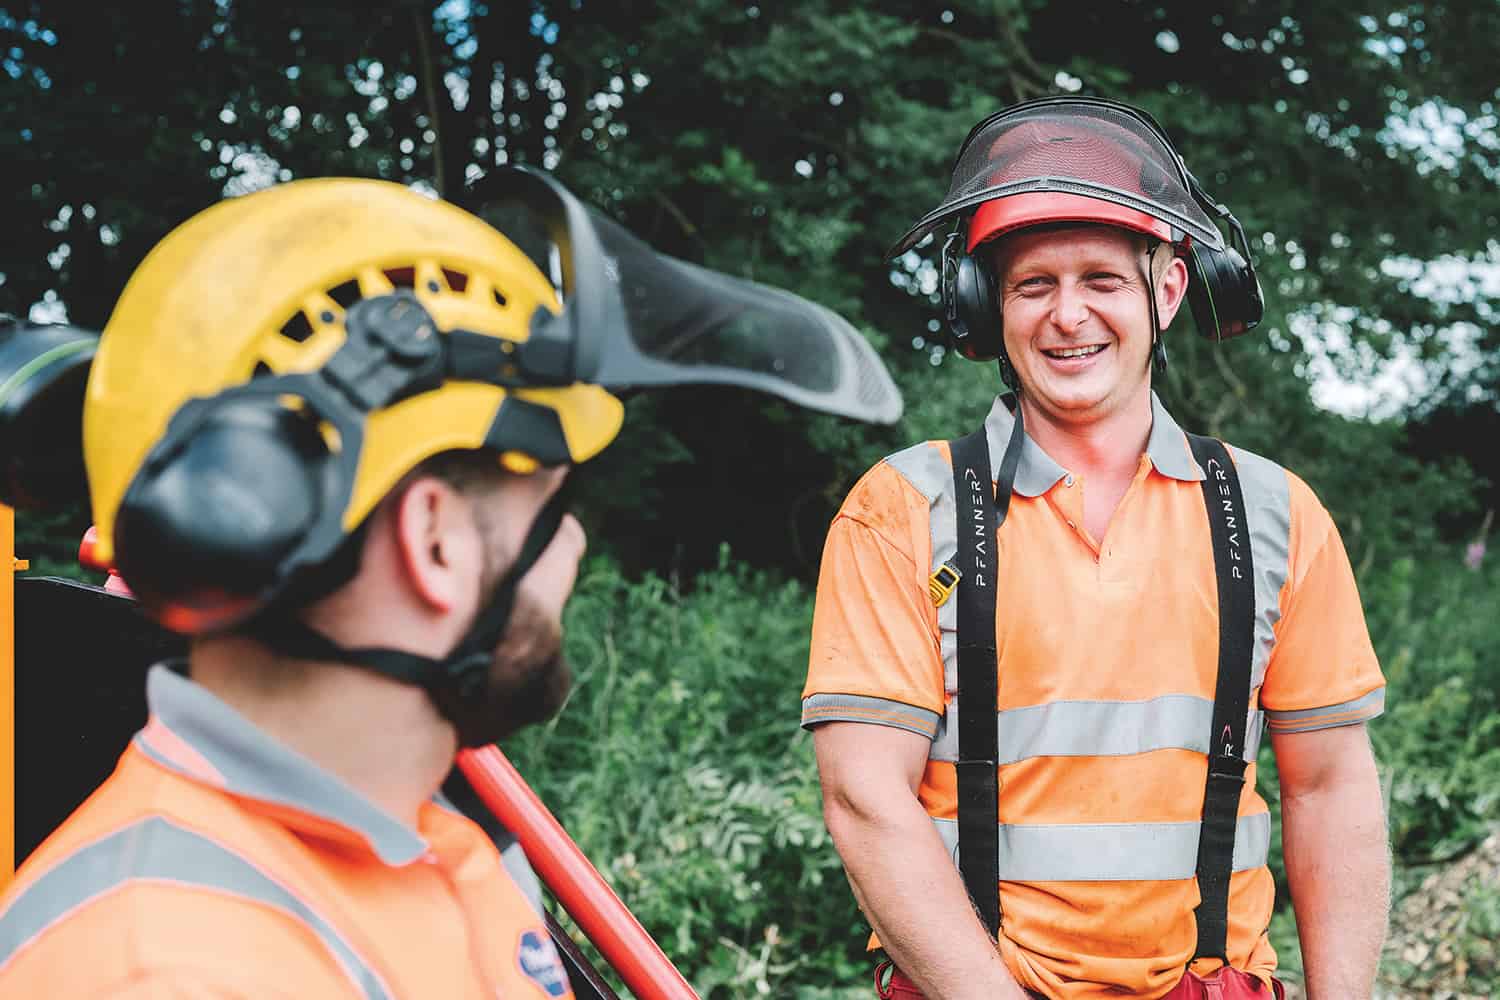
left=0, top=168, right=900, bottom=996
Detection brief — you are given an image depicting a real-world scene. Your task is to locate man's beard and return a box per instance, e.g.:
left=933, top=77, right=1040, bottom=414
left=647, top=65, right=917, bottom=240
left=446, top=568, right=573, bottom=748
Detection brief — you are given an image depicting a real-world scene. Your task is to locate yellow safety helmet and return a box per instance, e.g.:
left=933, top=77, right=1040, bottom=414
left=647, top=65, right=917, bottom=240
left=80, top=166, right=901, bottom=635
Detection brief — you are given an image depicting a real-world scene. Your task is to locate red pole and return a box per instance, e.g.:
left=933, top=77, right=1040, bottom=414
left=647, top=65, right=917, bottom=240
left=457, top=746, right=699, bottom=1000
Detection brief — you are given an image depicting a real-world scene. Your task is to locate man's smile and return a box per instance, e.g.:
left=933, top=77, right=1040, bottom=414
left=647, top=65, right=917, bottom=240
left=1041, top=343, right=1109, bottom=361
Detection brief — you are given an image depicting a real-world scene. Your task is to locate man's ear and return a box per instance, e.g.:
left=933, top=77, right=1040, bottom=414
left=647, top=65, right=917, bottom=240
left=391, top=477, right=473, bottom=614
left=1156, top=254, right=1190, bottom=329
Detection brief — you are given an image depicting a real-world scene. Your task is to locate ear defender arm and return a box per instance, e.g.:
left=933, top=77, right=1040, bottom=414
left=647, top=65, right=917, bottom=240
left=114, top=291, right=479, bottom=631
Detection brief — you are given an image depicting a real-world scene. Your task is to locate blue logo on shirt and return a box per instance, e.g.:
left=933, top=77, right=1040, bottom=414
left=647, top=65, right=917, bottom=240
left=517, top=929, right=570, bottom=997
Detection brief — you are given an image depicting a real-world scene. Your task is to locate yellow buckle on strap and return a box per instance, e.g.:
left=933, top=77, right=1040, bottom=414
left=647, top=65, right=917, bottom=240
left=928, top=561, right=961, bottom=607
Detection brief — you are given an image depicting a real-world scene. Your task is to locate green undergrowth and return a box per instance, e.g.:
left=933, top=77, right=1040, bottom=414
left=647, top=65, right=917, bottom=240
left=504, top=549, right=869, bottom=996
left=506, top=543, right=1500, bottom=996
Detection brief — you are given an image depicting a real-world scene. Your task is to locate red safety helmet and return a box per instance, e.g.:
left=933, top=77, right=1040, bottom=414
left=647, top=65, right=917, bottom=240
left=964, top=116, right=1179, bottom=252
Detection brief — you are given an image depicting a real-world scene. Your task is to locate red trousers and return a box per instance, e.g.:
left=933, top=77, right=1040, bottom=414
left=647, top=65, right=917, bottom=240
left=875, top=961, right=1285, bottom=999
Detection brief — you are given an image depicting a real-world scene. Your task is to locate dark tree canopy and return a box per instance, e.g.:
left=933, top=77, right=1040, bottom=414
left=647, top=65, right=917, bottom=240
left=3, top=0, right=1495, bottom=570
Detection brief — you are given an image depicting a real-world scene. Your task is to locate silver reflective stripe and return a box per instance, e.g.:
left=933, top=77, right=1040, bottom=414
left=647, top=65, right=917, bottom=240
left=800, top=693, right=942, bottom=739
left=0, top=817, right=393, bottom=999
left=884, top=439, right=952, bottom=507
left=1247, top=707, right=1265, bottom=758
left=884, top=440, right=960, bottom=692
left=1226, top=446, right=1291, bottom=693
left=928, top=695, right=1266, bottom=765
left=931, top=812, right=1271, bottom=882
left=1265, top=687, right=1385, bottom=734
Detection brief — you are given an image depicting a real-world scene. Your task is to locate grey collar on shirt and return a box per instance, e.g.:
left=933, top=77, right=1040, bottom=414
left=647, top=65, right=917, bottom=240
left=980, top=391, right=1205, bottom=497
left=137, top=663, right=431, bottom=866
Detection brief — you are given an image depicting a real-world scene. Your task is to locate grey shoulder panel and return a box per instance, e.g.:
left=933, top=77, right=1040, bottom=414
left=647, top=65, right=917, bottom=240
left=883, top=440, right=951, bottom=504
left=500, top=839, right=545, bottom=916
left=884, top=441, right=959, bottom=690
left=1227, top=444, right=1292, bottom=691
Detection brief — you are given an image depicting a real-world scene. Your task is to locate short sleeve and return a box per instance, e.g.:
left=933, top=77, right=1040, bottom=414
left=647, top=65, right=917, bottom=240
left=801, top=462, right=946, bottom=739
left=1259, top=474, right=1385, bottom=733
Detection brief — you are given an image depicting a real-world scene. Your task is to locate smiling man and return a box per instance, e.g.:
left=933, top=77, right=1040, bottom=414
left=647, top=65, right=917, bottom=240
left=802, top=98, right=1389, bottom=999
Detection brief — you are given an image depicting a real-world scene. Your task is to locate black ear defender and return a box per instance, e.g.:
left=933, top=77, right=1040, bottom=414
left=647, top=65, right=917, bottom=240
left=942, top=229, right=1003, bottom=363
left=1180, top=169, right=1264, bottom=342
left=942, top=229, right=1020, bottom=390
left=112, top=292, right=447, bottom=628
left=113, top=394, right=341, bottom=610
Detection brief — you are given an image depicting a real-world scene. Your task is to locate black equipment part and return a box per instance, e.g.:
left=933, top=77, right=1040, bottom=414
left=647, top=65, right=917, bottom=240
left=14, top=577, right=180, bottom=862
left=948, top=417, right=1254, bottom=957
left=545, top=910, right=623, bottom=1000
left=950, top=405, right=1025, bottom=937
left=1184, top=433, right=1256, bottom=962
left=0, top=322, right=99, bottom=511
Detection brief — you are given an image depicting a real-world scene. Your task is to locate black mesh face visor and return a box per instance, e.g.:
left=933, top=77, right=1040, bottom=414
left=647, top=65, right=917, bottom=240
left=476, top=178, right=902, bottom=426
left=888, top=97, right=1225, bottom=258
left=584, top=211, right=902, bottom=424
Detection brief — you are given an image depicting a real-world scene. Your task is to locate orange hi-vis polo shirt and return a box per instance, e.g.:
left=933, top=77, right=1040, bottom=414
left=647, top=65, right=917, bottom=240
left=0, top=664, right=574, bottom=999
left=802, top=393, right=1385, bottom=1000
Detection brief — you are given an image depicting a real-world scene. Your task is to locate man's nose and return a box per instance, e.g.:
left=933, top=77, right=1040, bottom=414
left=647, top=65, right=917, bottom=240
left=1051, top=284, right=1090, bottom=333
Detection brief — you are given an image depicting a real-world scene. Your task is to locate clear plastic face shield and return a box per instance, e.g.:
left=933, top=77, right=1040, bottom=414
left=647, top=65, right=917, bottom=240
left=888, top=97, right=1263, bottom=344
left=889, top=97, right=1225, bottom=257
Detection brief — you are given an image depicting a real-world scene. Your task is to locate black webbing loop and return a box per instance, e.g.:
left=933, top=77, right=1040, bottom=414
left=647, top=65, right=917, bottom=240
left=252, top=618, right=436, bottom=687
left=1185, top=433, right=1256, bottom=962
left=251, top=484, right=569, bottom=745
left=950, top=405, right=1024, bottom=938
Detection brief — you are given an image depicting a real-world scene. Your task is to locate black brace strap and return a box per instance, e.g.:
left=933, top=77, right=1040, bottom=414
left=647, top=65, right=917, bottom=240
left=950, top=406, right=1024, bottom=938
left=947, top=417, right=1255, bottom=952
left=1185, top=433, right=1256, bottom=962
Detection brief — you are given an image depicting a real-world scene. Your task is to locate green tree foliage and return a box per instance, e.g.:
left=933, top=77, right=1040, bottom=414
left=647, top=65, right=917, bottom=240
left=6, top=1, right=1495, bottom=574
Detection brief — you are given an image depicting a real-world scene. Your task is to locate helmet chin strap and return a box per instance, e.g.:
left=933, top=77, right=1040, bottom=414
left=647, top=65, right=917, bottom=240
left=1145, top=241, right=1168, bottom=375
left=252, top=488, right=569, bottom=747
